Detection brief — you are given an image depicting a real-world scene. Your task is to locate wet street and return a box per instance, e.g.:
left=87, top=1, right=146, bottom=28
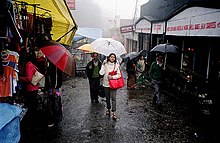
left=20, top=72, right=216, bottom=143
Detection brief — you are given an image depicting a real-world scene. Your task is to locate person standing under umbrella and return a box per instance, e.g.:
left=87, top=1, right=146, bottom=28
left=86, top=52, right=102, bottom=103
left=149, top=54, right=165, bottom=106
left=45, top=61, right=63, bottom=127
left=99, top=53, right=121, bottom=120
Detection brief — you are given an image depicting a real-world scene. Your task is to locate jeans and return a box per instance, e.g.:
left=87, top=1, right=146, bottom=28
left=151, top=79, right=162, bottom=104
left=104, top=87, right=117, bottom=112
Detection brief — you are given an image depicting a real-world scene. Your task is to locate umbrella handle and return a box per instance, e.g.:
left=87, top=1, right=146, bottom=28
left=164, top=53, right=167, bottom=69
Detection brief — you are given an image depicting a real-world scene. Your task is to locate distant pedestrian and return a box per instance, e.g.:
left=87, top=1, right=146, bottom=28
left=86, top=52, right=102, bottom=103
left=136, top=55, right=146, bottom=87
left=126, top=58, right=137, bottom=89
left=149, top=54, right=164, bottom=106
left=99, top=53, right=121, bottom=120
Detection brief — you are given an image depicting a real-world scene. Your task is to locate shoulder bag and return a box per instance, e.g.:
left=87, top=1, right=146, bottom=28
left=108, top=64, right=124, bottom=89
left=31, top=69, right=44, bottom=86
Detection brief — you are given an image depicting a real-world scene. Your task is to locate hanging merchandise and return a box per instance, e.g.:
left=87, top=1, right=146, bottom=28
left=0, top=49, right=19, bottom=97
left=19, top=0, right=78, bottom=45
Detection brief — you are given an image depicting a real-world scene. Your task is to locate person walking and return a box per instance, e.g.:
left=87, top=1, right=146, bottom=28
left=149, top=54, right=164, bottom=106
left=99, top=53, right=121, bottom=120
left=86, top=52, right=102, bottom=103
left=126, top=58, right=137, bottom=89
left=136, top=55, right=146, bottom=88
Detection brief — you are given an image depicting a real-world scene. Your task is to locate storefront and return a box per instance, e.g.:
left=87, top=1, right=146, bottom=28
left=164, top=6, right=220, bottom=115
left=135, top=17, right=152, bottom=52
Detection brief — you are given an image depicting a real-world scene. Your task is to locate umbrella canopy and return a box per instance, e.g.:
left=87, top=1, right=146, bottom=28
left=139, top=49, right=147, bottom=57
left=90, top=38, right=127, bottom=56
left=40, top=40, right=73, bottom=76
left=122, top=52, right=139, bottom=61
left=77, top=44, right=95, bottom=53
left=150, top=43, right=179, bottom=69
left=150, top=43, right=179, bottom=53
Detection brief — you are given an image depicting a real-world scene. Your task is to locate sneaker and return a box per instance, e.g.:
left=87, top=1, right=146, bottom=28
left=48, top=123, right=54, bottom=128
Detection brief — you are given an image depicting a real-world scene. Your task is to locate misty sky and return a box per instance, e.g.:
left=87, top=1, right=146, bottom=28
left=93, top=0, right=148, bottom=19
left=71, top=0, right=148, bottom=29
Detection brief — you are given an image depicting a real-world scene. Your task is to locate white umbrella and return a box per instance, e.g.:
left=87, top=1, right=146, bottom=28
left=90, top=38, right=127, bottom=56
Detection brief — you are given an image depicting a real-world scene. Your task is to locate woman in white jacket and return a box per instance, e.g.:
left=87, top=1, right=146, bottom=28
left=99, top=53, right=121, bottom=120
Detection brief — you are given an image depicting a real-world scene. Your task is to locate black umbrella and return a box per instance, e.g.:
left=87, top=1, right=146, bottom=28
left=150, top=43, right=179, bottom=68
left=139, top=49, right=147, bottom=57
left=150, top=43, right=179, bottom=53
left=122, top=52, right=139, bottom=62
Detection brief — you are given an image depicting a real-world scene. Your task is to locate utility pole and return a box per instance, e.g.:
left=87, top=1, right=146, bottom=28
left=131, top=0, right=138, bottom=52
left=114, top=0, right=118, bottom=39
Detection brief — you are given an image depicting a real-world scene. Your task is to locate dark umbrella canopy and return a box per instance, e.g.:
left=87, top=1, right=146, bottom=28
left=139, top=49, right=147, bottom=57
left=122, top=52, right=139, bottom=61
left=150, top=43, right=179, bottom=53
left=39, top=40, right=73, bottom=76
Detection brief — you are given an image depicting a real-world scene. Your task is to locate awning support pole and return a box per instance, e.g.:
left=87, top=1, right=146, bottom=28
left=56, top=26, right=77, bottom=42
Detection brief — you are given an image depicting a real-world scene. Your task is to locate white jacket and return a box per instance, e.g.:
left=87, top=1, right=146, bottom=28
left=99, top=61, right=121, bottom=87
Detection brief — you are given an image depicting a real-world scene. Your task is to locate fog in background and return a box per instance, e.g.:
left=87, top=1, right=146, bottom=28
left=71, top=0, right=148, bottom=38
left=71, top=0, right=148, bottom=27
left=71, top=0, right=103, bottom=28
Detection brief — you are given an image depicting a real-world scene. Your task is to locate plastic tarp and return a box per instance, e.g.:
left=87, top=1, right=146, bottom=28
left=21, top=0, right=77, bottom=45
left=76, top=27, right=102, bottom=40
left=0, top=103, right=22, bottom=143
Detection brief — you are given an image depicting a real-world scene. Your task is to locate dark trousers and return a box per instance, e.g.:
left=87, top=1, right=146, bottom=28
left=151, top=79, right=162, bottom=104
left=22, top=90, right=44, bottom=127
left=89, top=77, right=100, bottom=101
left=47, top=93, right=62, bottom=125
left=104, top=87, right=117, bottom=112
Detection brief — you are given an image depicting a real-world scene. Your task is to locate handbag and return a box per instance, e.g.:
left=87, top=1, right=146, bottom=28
left=31, top=70, right=44, bottom=86
left=108, top=64, right=124, bottom=89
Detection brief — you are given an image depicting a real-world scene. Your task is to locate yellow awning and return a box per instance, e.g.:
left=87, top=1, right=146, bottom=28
left=19, top=0, right=77, bottom=45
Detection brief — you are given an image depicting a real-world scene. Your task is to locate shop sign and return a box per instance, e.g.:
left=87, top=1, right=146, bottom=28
left=66, top=0, right=75, bottom=10
left=135, top=18, right=151, bottom=33
left=120, top=25, right=133, bottom=33
left=166, top=7, right=220, bottom=37
left=152, top=22, right=165, bottom=34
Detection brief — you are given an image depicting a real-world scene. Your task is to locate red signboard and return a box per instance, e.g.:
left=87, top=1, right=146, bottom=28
left=120, top=25, right=134, bottom=33
left=66, top=0, right=75, bottom=10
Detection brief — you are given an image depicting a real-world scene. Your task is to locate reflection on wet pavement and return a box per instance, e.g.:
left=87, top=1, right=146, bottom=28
left=20, top=75, right=215, bottom=143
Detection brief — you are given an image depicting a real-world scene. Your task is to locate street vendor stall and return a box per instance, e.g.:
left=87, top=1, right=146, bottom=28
left=1, top=0, right=77, bottom=141
left=16, top=0, right=78, bottom=46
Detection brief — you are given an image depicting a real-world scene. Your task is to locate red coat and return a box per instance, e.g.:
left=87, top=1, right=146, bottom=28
left=20, top=62, right=39, bottom=92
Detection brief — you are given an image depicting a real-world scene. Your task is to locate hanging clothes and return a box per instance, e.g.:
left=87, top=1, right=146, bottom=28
left=0, top=50, right=19, bottom=97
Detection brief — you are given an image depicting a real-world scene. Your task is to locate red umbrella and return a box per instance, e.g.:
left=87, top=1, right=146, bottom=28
left=40, top=40, right=73, bottom=76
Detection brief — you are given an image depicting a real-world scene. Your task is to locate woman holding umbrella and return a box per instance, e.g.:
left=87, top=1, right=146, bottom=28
left=99, top=53, right=121, bottom=120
